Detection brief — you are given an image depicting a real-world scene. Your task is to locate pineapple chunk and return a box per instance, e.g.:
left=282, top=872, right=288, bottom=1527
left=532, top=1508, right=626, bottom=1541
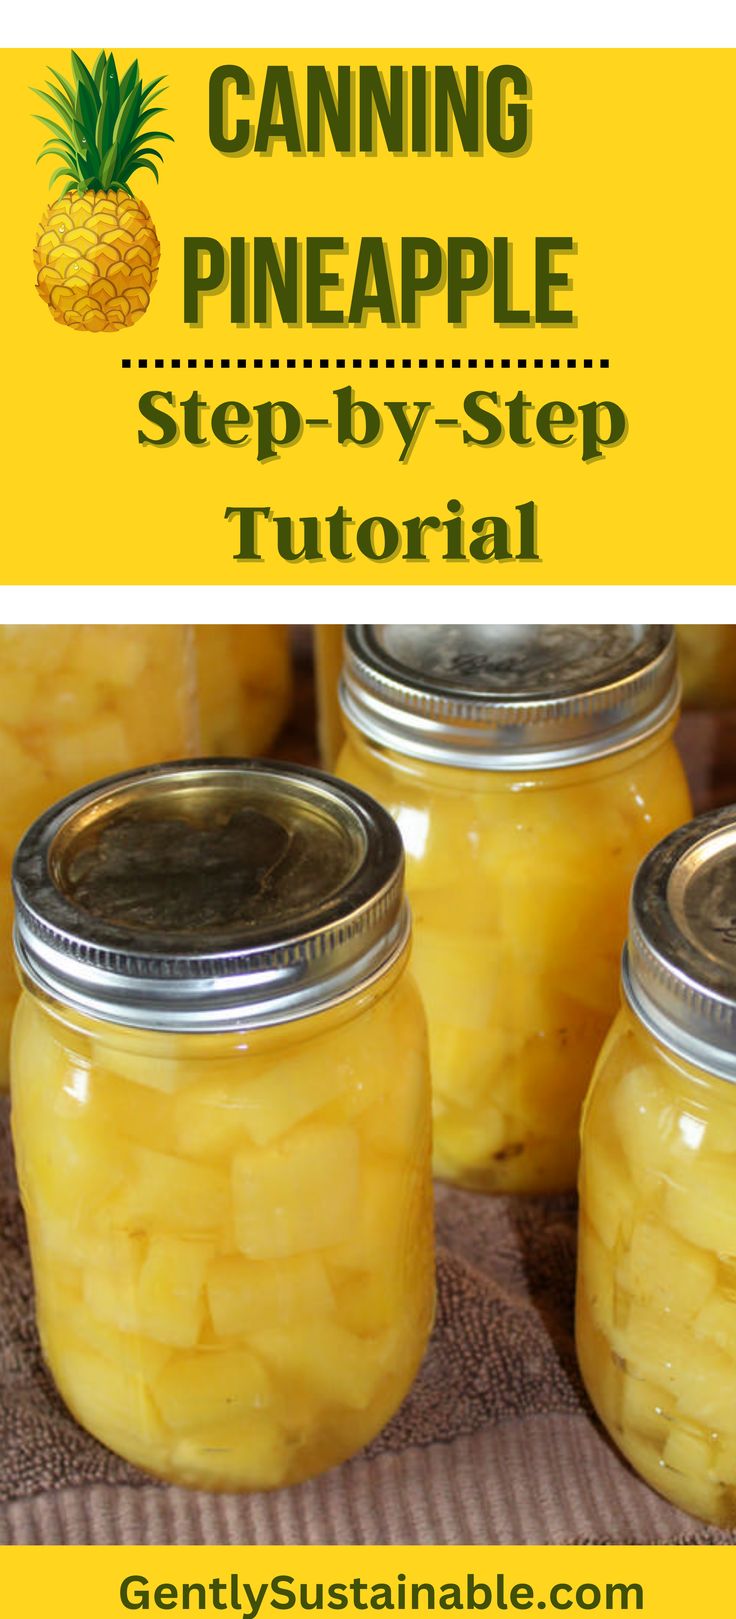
left=82, top=1233, right=146, bottom=1333
left=231, top=1123, right=359, bottom=1258
left=411, top=930, right=500, bottom=1034
left=46, top=716, right=130, bottom=781
left=224, top=1056, right=353, bottom=1148
left=154, top=1347, right=271, bottom=1431
left=616, top=1221, right=716, bottom=1321
left=694, top=1294, right=736, bottom=1355
left=108, top=1145, right=228, bottom=1235
left=619, top=1371, right=674, bottom=1449
left=92, top=1041, right=187, bottom=1096
left=578, top=1130, right=634, bottom=1251
left=577, top=1216, right=615, bottom=1335
left=617, top=1302, right=736, bottom=1431
left=432, top=1097, right=509, bottom=1179
left=250, top=1318, right=394, bottom=1411
left=666, top=1159, right=736, bottom=1256
left=135, top=1236, right=214, bottom=1347
left=68, top=626, right=148, bottom=686
left=172, top=1051, right=354, bottom=1158
left=47, top=1334, right=168, bottom=1468
left=714, top=1436, right=736, bottom=1485
left=663, top=1424, right=715, bottom=1480
left=171, top=1412, right=289, bottom=1491
left=333, top=1262, right=403, bottom=1336
left=87, top=1065, right=176, bottom=1149
left=84, top=1234, right=213, bottom=1347
left=610, top=1063, right=684, bottom=1174
left=575, top=1295, right=623, bottom=1433
left=207, top=1252, right=334, bottom=1337
left=426, top=1021, right=511, bottom=1114
left=328, top=1157, right=407, bottom=1276
left=17, top=1112, right=130, bottom=1228
left=41, top=1281, right=171, bottom=1382
left=653, top=1448, right=725, bottom=1524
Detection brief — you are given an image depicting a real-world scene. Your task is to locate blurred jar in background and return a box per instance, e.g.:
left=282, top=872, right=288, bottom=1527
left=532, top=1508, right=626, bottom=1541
left=677, top=627, right=736, bottom=709
left=195, top=627, right=292, bottom=755
left=314, top=626, right=346, bottom=769
left=0, top=625, right=294, bottom=1085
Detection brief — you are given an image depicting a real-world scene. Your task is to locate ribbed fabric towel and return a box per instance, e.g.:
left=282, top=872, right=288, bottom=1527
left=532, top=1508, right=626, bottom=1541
left=1, top=1098, right=734, bottom=1546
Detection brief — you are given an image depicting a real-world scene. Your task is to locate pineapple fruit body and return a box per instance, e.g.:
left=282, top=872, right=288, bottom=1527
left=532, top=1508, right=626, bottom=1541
left=34, top=190, right=160, bottom=332
left=11, top=957, right=434, bottom=1491
left=337, top=724, right=692, bottom=1194
left=577, top=1006, right=736, bottom=1526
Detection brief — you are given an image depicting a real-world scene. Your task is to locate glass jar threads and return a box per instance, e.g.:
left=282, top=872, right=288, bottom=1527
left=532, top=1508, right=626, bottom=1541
left=577, top=807, right=736, bottom=1526
left=11, top=759, right=433, bottom=1491
left=336, top=625, right=692, bottom=1194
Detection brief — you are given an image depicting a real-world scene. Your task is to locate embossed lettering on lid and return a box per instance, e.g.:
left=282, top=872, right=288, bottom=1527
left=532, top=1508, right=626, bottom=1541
left=341, top=624, right=679, bottom=769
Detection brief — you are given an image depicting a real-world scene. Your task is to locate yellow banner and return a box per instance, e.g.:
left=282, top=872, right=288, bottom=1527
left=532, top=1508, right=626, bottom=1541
left=1, top=1546, right=734, bottom=1613
left=2, top=48, right=734, bottom=584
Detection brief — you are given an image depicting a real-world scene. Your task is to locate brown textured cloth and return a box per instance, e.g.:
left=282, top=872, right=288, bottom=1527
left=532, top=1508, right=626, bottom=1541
left=1, top=1097, right=734, bottom=1547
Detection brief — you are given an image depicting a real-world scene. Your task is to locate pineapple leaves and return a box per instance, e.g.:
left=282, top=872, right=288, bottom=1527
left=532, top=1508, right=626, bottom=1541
left=48, top=164, right=80, bottom=187
left=77, top=80, right=101, bottom=164
left=71, top=51, right=101, bottom=109
left=130, top=146, right=166, bottom=165
left=48, top=66, right=77, bottom=108
left=34, top=50, right=171, bottom=195
left=113, top=80, right=143, bottom=154
left=33, top=87, right=76, bottom=131
left=34, top=113, right=74, bottom=143
left=129, top=130, right=173, bottom=152
left=140, top=75, right=167, bottom=107
left=119, top=60, right=140, bottom=104
left=100, top=141, right=119, bottom=189
left=96, top=53, right=121, bottom=154
left=123, top=156, right=160, bottom=183
left=36, top=143, right=79, bottom=169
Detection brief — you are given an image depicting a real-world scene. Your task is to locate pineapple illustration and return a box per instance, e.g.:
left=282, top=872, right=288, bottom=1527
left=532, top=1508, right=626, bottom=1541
left=32, top=50, right=171, bottom=332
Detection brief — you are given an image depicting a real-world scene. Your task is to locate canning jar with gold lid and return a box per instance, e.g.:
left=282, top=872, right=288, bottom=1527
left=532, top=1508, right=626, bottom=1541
left=336, top=625, right=692, bottom=1194
left=577, top=805, right=736, bottom=1525
left=11, top=759, right=433, bottom=1492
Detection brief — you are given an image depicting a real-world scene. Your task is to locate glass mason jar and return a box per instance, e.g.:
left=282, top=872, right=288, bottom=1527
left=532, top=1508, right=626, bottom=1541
left=336, top=626, right=692, bottom=1195
left=11, top=760, right=433, bottom=1492
left=677, top=626, right=736, bottom=710
left=577, top=807, right=736, bottom=1526
left=194, top=626, right=292, bottom=754
left=0, top=626, right=200, bottom=1087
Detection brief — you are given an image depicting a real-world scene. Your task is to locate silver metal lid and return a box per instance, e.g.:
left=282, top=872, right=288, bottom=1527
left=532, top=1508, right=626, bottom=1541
left=623, top=805, right=736, bottom=1081
left=341, top=625, right=679, bottom=769
left=12, top=759, right=408, bottom=1033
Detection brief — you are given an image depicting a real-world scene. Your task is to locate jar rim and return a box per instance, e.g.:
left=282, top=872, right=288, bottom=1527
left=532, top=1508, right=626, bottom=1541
left=623, top=804, right=736, bottom=1083
left=341, top=625, right=679, bottom=770
left=12, top=758, right=409, bottom=1033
